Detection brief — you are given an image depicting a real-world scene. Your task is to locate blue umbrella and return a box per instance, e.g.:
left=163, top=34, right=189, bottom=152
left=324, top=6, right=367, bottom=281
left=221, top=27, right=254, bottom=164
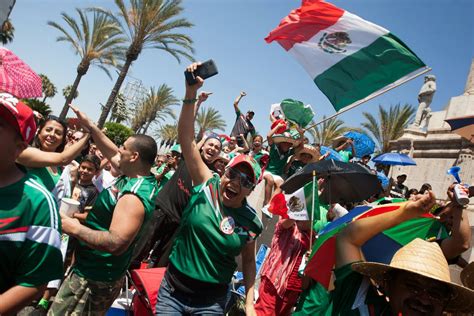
left=320, top=146, right=344, bottom=161
left=372, top=153, right=416, bottom=166
left=343, top=131, right=375, bottom=158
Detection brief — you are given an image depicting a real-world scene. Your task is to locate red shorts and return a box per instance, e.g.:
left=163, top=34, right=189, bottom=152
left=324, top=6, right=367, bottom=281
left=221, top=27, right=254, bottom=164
left=255, top=276, right=301, bottom=316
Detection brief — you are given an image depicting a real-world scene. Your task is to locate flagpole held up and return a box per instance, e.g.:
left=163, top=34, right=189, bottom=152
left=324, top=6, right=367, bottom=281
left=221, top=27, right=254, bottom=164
left=304, top=67, right=432, bottom=131
left=309, top=170, right=316, bottom=251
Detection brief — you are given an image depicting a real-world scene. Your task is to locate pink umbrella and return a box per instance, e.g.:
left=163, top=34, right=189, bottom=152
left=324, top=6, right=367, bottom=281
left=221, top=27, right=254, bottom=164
left=0, top=47, right=42, bottom=98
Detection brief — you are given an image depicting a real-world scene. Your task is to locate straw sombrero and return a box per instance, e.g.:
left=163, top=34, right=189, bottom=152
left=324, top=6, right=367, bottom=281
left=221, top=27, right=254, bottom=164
left=461, top=261, right=474, bottom=290
left=295, top=144, right=320, bottom=163
left=352, top=238, right=474, bottom=312
left=332, top=135, right=349, bottom=148
left=272, top=129, right=300, bottom=146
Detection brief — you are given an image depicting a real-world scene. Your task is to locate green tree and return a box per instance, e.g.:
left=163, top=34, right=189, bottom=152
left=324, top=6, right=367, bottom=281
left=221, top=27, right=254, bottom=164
left=62, top=85, right=79, bottom=100
left=307, top=116, right=351, bottom=146
left=196, top=107, right=226, bottom=140
left=130, top=85, right=178, bottom=134
left=48, top=8, right=126, bottom=119
left=23, top=99, right=52, bottom=118
left=361, top=103, right=415, bottom=153
left=39, top=74, right=57, bottom=102
left=156, top=123, right=178, bottom=142
left=104, top=122, right=133, bottom=146
left=0, top=19, right=14, bottom=45
left=110, top=93, right=129, bottom=123
left=94, top=0, right=194, bottom=128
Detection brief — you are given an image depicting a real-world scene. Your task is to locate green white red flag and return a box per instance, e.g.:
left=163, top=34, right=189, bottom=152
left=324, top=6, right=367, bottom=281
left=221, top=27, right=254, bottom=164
left=265, top=0, right=426, bottom=112
left=269, top=182, right=320, bottom=221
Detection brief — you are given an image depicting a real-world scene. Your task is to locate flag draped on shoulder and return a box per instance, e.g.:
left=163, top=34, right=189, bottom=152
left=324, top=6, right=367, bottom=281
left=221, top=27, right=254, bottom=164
left=265, top=0, right=426, bottom=112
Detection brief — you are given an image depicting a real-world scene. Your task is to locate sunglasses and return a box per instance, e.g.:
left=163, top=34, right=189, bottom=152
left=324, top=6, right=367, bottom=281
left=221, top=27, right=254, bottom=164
left=225, top=167, right=255, bottom=189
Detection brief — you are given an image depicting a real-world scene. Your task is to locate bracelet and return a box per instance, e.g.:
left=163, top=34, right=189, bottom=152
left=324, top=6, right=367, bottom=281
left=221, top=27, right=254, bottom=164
left=182, top=98, right=197, bottom=104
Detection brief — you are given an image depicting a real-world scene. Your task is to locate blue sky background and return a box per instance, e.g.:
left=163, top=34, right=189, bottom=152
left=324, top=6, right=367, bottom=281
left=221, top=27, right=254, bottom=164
left=7, top=0, right=474, bottom=139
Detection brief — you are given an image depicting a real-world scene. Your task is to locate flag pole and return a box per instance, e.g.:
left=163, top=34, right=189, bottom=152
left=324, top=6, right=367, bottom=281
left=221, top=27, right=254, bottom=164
left=309, top=170, right=316, bottom=251
left=304, top=67, right=432, bottom=131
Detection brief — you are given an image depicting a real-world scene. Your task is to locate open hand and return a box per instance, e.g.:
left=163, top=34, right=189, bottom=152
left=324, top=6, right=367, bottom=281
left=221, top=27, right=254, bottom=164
left=69, top=104, right=93, bottom=131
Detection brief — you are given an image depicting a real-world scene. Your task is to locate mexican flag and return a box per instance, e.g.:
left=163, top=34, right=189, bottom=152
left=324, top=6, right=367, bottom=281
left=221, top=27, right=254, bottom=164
left=265, top=0, right=426, bottom=111
left=280, top=99, right=315, bottom=128
left=269, top=182, right=320, bottom=221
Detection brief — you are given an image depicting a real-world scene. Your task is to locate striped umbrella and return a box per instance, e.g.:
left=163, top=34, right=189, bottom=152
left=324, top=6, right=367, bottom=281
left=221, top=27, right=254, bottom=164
left=304, top=203, right=447, bottom=289
left=0, top=47, right=42, bottom=98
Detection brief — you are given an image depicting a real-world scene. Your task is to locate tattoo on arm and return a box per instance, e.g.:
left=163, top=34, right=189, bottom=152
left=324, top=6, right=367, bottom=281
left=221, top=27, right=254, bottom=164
left=76, top=226, right=126, bottom=254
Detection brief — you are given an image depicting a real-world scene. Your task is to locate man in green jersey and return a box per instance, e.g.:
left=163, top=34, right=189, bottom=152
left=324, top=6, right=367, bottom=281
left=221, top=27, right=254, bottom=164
left=49, top=105, right=158, bottom=315
left=0, top=94, right=63, bottom=314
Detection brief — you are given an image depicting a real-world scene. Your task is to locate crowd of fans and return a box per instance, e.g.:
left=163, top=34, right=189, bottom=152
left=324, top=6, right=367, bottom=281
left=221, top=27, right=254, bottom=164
left=1, top=62, right=474, bottom=316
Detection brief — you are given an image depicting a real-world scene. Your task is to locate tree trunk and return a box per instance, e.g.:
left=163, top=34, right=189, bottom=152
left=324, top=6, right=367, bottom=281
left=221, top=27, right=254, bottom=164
left=142, top=120, right=152, bottom=135
left=59, top=72, right=83, bottom=120
left=97, top=57, right=134, bottom=128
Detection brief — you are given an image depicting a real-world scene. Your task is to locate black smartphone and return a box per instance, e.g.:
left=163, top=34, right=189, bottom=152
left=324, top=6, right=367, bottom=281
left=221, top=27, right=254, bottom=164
left=185, top=59, right=218, bottom=85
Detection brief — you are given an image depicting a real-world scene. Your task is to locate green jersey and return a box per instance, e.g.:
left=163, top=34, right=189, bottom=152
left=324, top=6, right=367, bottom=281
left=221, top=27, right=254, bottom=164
left=74, top=175, right=158, bottom=282
left=170, top=174, right=263, bottom=284
left=29, top=166, right=62, bottom=191
left=266, top=144, right=294, bottom=176
left=0, top=173, right=63, bottom=292
left=338, top=150, right=352, bottom=163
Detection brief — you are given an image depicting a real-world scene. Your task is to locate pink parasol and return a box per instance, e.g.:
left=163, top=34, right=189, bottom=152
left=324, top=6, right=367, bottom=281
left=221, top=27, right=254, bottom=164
left=0, top=47, right=42, bottom=98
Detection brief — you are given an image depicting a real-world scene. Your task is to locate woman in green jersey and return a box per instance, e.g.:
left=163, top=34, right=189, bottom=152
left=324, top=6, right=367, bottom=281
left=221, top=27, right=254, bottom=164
left=155, top=64, right=263, bottom=315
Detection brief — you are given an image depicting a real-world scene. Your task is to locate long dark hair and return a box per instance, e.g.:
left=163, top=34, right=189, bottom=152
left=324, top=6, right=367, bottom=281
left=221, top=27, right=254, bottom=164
left=34, top=115, right=68, bottom=153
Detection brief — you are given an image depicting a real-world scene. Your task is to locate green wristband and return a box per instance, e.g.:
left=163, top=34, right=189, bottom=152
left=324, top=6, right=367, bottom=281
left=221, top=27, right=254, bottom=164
left=182, top=98, right=197, bottom=104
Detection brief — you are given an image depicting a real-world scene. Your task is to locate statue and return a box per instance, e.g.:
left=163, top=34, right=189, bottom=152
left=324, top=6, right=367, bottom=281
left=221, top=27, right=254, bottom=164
left=412, top=75, right=436, bottom=129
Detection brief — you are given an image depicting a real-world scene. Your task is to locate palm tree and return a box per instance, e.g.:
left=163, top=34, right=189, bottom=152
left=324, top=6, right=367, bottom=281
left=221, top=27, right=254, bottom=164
left=131, top=84, right=178, bottom=134
left=48, top=8, right=126, bottom=119
left=110, top=93, right=129, bottom=123
left=196, top=107, right=226, bottom=140
left=307, top=116, right=351, bottom=146
left=23, top=99, right=52, bottom=118
left=39, top=74, right=57, bottom=102
left=361, top=103, right=415, bottom=153
left=62, top=85, right=79, bottom=101
left=94, top=0, right=194, bottom=128
left=156, top=123, right=178, bottom=142
left=0, top=19, right=14, bottom=44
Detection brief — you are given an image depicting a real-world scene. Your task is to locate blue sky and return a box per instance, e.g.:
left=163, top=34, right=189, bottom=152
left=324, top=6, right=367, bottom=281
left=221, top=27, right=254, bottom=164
left=7, top=0, right=474, bottom=139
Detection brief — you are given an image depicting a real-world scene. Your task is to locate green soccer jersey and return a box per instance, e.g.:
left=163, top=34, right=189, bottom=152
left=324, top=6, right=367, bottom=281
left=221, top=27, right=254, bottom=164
left=169, top=174, right=263, bottom=284
left=74, top=175, right=158, bottom=282
left=0, top=173, right=63, bottom=292
left=28, top=166, right=62, bottom=191
left=266, top=144, right=294, bottom=176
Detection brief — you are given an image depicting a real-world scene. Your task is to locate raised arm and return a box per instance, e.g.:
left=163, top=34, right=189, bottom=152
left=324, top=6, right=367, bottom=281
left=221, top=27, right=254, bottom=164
left=440, top=184, right=472, bottom=259
left=267, top=121, right=285, bottom=146
left=179, top=63, right=213, bottom=186
left=17, top=135, right=89, bottom=168
left=69, top=105, right=121, bottom=170
left=336, top=192, right=436, bottom=268
left=233, top=91, right=246, bottom=113
left=194, top=91, right=212, bottom=119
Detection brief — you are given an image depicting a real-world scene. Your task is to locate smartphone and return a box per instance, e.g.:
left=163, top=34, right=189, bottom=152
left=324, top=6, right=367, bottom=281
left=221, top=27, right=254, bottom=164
left=185, top=59, right=218, bottom=85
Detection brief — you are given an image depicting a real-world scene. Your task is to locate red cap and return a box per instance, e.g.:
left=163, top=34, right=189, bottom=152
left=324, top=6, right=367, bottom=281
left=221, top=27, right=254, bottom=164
left=227, top=154, right=262, bottom=185
left=0, top=93, right=36, bottom=143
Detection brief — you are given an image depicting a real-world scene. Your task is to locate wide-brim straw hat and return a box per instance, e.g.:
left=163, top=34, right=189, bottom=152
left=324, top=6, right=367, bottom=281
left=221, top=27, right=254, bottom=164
left=272, top=129, right=300, bottom=146
left=295, top=144, right=320, bottom=163
left=461, top=261, right=474, bottom=290
left=332, top=135, right=349, bottom=148
left=352, top=238, right=474, bottom=312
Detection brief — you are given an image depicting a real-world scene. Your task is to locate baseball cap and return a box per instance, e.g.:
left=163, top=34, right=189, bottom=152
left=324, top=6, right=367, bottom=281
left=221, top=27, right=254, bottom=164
left=170, top=144, right=181, bottom=154
left=0, top=93, right=36, bottom=143
left=227, top=154, right=261, bottom=185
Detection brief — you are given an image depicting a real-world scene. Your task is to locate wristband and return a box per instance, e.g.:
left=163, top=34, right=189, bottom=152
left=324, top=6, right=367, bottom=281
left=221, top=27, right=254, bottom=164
left=182, top=98, right=197, bottom=104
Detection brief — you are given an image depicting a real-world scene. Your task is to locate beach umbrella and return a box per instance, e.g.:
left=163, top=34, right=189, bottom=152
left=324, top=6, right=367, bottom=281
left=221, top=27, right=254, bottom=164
left=445, top=115, right=474, bottom=142
left=0, top=47, right=42, bottom=98
left=281, top=160, right=380, bottom=204
left=341, top=131, right=375, bottom=158
left=372, top=152, right=416, bottom=166
left=319, top=146, right=344, bottom=161
left=304, top=203, right=447, bottom=289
